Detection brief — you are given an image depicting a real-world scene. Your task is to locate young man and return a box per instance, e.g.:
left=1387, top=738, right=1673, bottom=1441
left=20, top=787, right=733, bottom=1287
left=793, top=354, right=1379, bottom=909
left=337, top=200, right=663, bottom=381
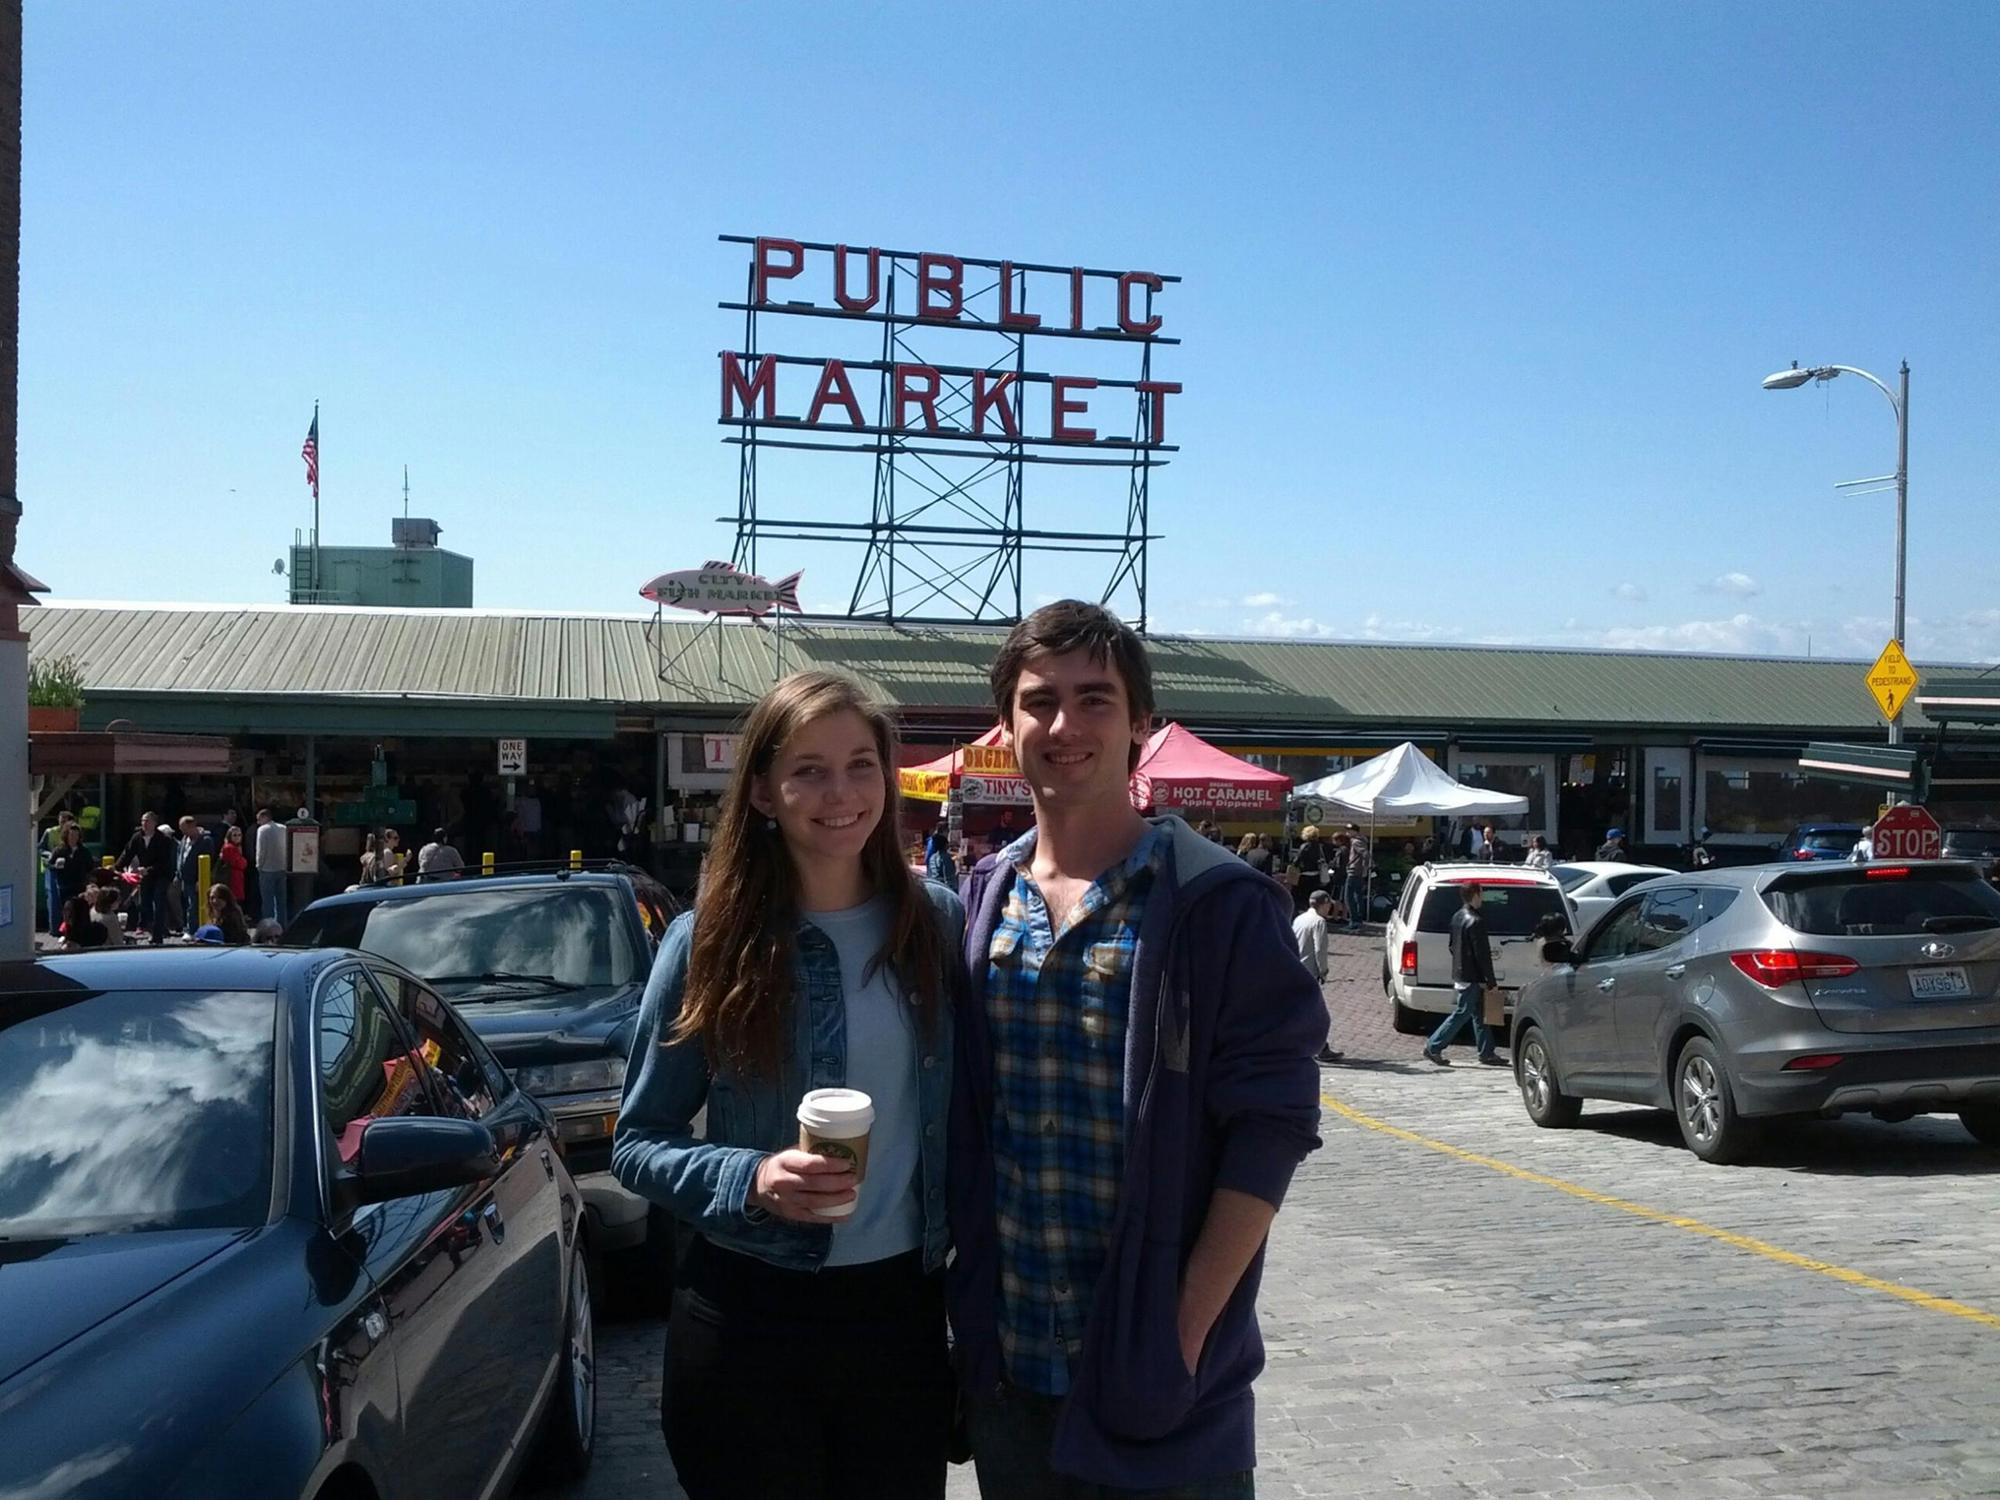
left=1340, top=824, right=1371, bottom=932
left=175, top=816, right=215, bottom=936
left=950, top=600, right=1325, bottom=1497
left=118, top=811, right=178, bottom=944
left=253, top=808, right=289, bottom=926
left=1293, top=889, right=1344, bottom=1066
left=1423, top=883, right=1505, bottom=1067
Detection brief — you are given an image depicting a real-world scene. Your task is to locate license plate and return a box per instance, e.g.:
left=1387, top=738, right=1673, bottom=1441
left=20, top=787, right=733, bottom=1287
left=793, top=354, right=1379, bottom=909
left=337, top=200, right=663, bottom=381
left=1909, top=966, right=1971, bottom=1000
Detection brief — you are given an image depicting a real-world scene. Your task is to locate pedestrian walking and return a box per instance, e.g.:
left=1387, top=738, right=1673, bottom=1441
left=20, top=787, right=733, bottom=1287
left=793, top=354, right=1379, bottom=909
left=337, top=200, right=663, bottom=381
left=612, top=671, right=964, bottom=1500
left=175, top=816, right=216, bottom=937
left=40, top=810, right=77, bottom=933
left=254, top=807, right=289, bottom=926
left=118, top=811, right=177, bottom=944
left=1424, top=883, right=1504, bottom=1067
left=417, top=828, right=465, bottom=880
left=1850, top=827, right=1875, bottom=863
left=47, top=822, right=93, bottom=912
left=926, top=825, right=957, bottom=886
left=1295, top=889, right=1344, bottom=1064
left=1342, top=822, right=1372, bottom=930
left=1524, top=834, right=1554, bottom=871
left=1596, top=826, right=1629, bottom=861
left=951, top=600, right=1324, bottom=1496
left=1291, top=824, right=1333, bottom=912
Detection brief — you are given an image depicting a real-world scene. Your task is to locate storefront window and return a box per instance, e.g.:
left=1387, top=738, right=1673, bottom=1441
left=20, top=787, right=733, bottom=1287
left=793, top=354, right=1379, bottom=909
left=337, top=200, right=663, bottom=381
left=1450, top=757, right=1549, bottom=834
left=1699, top=759, right=1878, bottom=840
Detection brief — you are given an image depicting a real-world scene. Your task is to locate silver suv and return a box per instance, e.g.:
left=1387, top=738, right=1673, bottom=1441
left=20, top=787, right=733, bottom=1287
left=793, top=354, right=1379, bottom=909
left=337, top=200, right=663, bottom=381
left=1511, top=860, right=2000, bottom=1163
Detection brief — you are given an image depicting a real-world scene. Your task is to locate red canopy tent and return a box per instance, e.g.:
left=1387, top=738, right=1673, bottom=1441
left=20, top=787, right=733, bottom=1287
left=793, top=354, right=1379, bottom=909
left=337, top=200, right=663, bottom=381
left=898, top=725, right=1007, bottom=802
left=1133, top=723, right=1291, bottom=816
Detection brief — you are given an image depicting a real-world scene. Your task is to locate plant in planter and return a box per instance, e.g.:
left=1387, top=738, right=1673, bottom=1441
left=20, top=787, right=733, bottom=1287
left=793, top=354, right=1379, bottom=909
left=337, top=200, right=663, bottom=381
left=27, top=653, right=87, bottom=732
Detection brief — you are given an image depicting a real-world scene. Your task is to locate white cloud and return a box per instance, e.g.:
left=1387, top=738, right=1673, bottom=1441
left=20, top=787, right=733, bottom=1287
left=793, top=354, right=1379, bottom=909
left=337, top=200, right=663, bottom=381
left=1359, top=612, right=1464, bottom=642
left=1612, top=582, right=1648, bottom=603
left=1591, top=612, right=1802, bottom=655
left=1703, top=571, right=1762, bottom=597
left=1241, top=610, right=1335, bottom=638
left=1240, top=591, right=1286, bottom=608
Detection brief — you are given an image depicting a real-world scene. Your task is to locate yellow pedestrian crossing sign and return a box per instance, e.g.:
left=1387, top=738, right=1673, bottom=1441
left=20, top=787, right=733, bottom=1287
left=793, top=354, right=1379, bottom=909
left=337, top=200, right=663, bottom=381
left=1865, top=640, right=1919, bottom=722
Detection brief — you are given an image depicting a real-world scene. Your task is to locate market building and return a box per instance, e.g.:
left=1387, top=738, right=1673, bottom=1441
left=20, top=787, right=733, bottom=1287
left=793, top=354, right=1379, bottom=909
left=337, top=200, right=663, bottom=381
left=25, top=599, right=2000, bottom=899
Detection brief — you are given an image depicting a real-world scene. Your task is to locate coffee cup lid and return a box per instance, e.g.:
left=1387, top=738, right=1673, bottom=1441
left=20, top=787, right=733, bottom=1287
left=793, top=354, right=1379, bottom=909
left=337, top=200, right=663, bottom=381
left=797, top=1087, right=874, bottom=1133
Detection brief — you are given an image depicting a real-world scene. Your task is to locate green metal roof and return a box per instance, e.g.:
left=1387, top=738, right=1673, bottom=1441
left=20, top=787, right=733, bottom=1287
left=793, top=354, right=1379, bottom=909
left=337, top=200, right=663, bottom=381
left=21, top=601, right=1979, bottom=739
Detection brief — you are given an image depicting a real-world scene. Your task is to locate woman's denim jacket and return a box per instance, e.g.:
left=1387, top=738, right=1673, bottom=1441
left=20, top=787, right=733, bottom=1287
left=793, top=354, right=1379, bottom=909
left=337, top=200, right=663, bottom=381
left=611, top=880, right=963, bottom=1273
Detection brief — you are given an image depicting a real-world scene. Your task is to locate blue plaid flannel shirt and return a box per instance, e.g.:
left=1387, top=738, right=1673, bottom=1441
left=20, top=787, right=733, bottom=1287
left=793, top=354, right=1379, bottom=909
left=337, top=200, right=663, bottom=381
left=986, top=821, right=1166, bottom=1396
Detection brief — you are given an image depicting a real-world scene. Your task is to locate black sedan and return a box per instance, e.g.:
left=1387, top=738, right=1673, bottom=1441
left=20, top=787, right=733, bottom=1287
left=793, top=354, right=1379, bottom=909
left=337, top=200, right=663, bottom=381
left=0, top=946, right=596, bottom=1499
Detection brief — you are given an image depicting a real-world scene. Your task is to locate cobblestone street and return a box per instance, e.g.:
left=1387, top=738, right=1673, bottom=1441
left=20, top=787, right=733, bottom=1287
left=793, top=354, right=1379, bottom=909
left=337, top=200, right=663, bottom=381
left=544, top=930, right=2000, bottom=1499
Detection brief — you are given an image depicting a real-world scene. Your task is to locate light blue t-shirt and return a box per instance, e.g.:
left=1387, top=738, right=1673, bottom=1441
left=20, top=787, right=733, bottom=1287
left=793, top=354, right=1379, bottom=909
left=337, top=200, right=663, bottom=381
left=805, top=898, right=924, bottom=1266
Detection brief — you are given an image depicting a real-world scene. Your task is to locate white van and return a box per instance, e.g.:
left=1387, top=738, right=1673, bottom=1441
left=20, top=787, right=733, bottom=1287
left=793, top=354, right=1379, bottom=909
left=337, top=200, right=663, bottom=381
left=1384, top=863, right=1574, bottom=1034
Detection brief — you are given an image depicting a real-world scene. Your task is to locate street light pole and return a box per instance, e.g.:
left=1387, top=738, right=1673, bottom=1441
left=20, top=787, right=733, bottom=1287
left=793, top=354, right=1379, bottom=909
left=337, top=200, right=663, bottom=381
left=1762, top=359, right=1911, bottom=762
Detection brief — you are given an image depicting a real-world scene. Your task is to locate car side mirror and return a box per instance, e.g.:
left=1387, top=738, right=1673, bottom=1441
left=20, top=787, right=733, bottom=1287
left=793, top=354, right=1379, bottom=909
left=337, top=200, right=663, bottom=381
left=1542, top=939, right=1575, bottom=966
left=342, top=1117, right=500, bottom=1207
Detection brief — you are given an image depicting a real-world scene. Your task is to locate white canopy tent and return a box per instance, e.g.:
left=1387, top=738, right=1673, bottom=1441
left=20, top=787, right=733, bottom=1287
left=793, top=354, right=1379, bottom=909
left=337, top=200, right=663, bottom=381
left=1294, top=743, right=1531, bottom=923
left=1293, top=742, right=1530, bottom=818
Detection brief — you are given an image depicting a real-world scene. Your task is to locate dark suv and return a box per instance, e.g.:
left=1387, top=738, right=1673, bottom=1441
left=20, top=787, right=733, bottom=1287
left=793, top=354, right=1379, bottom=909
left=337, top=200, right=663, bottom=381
left=287, top=867, right=675, bottom=1283
left=1774, top=823, right=1864, bottom=862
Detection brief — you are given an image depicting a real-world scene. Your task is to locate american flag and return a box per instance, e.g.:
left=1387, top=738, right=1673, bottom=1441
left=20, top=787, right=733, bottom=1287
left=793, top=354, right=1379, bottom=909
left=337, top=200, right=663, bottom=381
left=302, top=413, right=319, bottom=500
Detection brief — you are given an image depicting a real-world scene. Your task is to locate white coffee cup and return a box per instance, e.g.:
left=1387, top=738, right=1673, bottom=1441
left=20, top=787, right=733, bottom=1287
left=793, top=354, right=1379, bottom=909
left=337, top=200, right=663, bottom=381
left=795, top=1087, right=875, bottom=1219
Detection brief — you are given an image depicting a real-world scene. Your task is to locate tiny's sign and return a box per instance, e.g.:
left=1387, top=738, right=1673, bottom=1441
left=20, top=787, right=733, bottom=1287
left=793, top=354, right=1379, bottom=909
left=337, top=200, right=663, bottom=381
left=641, top=561, right=803, bottom=618
left=1866, top=640, right=1920, bottom=723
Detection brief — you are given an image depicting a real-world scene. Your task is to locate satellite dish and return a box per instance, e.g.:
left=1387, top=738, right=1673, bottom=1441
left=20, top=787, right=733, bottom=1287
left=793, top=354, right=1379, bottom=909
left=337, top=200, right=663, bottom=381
left=272, top=558, right=286, bottom=575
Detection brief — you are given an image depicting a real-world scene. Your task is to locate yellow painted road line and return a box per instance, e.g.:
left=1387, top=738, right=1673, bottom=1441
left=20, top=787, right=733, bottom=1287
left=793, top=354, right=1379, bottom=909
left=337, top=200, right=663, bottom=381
left=1322, top=1093, right=2000, bottom=1333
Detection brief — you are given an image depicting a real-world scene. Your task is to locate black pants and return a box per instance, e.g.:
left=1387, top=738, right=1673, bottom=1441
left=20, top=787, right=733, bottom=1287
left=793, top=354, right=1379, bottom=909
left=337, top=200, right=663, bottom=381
left=663, top=1235, right=952, bottom=1500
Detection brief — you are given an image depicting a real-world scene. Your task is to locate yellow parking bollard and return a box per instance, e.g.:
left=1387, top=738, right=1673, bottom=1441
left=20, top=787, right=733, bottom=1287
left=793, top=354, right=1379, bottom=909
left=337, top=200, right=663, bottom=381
left=482, top=851, right=495, bottom=876
left=198, top=852, right=213, bottom=926
left=569, top=848, right=583, bottom=871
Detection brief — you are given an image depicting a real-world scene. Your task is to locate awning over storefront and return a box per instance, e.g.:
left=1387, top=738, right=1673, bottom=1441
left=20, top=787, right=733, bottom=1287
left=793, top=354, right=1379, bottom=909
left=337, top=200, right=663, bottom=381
left=898, top=721, right=1291, bottom=814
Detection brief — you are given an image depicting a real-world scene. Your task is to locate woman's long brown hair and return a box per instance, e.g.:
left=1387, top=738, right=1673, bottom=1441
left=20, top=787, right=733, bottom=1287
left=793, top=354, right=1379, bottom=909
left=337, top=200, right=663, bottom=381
left=673, top=671, right=949, bottom=1081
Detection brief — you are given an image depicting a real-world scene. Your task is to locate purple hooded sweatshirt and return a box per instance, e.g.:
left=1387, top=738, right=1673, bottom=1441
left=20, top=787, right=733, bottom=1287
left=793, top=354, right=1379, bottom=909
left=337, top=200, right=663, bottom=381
left=948, top=815, right=1325, bottom=1488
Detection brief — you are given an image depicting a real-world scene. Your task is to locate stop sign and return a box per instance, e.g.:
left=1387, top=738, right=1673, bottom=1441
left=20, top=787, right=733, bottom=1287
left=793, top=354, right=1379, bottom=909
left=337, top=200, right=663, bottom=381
left=1873, top=803, right=1942, bottom=860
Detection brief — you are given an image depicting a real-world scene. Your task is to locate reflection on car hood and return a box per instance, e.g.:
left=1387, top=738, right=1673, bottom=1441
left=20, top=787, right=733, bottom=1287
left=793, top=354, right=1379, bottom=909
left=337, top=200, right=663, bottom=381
left=449, top=983, right=644, bottom=1062
left=0, top=1228, right=240, bottom=1385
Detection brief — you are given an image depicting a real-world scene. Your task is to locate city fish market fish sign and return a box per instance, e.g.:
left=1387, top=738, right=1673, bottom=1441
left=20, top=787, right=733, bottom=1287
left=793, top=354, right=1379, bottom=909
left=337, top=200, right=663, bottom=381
left=640, top=561, right=803, bottom=617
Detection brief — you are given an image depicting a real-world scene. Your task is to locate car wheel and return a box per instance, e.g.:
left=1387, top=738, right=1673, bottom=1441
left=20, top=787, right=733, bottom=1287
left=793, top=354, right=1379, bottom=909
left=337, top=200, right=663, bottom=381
left=531, top=1240, right=597, bottom=1482
left=1960, top=1105, right=2000, bottom=1147
left=1391, top=996, right=1430, bottom=1035
left=1674, top=1037, right=1759, bottom=1164
left=1515, top=1027, right=1581, bottom=1128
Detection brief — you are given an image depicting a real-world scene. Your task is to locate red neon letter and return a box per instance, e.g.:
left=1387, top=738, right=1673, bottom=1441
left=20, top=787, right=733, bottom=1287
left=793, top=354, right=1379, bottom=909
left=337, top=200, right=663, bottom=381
left=972, top=371, right=1021, bottom=437
left=1135, top=380, right=1182, bottom=444
left=807, top=359, right=866, bottom=427
left=753, top=237, right=804, bottom=305
left=1117, top=272, right=1164, bottom=335
left=1050, top=376, right=1098, bottom=442
left=834, top=244, right=880, bottom=312
left=998, top=262, right=1041, bottom=330
left=917, top=254, right=964, bottom=320
left=894, top=364, right=943, bottom=432
left=1069, top=267, right=1085, bottom=330
left=720, top=352, right=776, bottom=420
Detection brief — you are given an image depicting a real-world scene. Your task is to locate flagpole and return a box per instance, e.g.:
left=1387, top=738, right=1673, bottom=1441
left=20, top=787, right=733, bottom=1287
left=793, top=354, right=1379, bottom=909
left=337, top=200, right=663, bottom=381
left=312, top=400, right=320, bottom=597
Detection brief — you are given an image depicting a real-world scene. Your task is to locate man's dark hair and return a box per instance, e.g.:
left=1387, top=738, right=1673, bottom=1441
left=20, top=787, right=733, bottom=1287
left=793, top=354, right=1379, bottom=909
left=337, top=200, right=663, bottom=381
left=1461, top=883, right=1483, bottom=906
left=989, top=600, right=1156, bottom=770
left=432, top=827, right=449, bottom=843
left=255, top=807, right=273, bottom=821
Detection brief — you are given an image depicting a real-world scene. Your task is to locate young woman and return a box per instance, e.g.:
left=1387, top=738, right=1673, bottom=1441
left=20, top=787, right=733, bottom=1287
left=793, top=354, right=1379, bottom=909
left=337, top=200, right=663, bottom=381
left=47, top=822, right=94, bottom=911
left=207, top=883, right=252, bottom=944
left=356, top=832, right=380, bottom=885
left=218, top=824, right=249, bottom=902
left=612, top=672, right=965, bottom=1500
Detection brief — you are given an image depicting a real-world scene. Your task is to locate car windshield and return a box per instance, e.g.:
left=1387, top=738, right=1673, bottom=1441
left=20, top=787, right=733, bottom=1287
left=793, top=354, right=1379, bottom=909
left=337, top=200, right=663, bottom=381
left=1419, top=883, right=1568, bottom=936
left=0, top=986, right=276, bottom=1238
left=1798, top=830, right=1860, bottom=851
left=287, top=885, right=644, bottom=990
left=1551, top=865, right=1595, bottom=893
left=1763, top=869, right=2000, bottom=937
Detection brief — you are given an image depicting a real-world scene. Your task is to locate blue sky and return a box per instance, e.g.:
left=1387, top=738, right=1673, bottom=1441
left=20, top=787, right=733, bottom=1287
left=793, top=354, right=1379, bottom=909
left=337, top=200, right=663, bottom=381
left=21, top=3, right=1999, bottom=660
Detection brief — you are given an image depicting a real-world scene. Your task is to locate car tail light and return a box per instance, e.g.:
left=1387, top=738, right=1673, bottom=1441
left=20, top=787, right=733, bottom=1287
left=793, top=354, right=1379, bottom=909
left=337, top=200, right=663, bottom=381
left=1792, top=849, right=1817, bottom=860
left=1865, top=866, right=1912, bottom=880
left=1783, top=1054, right=1846, bottom=1071
left=1400, top=940, right=1418, bottom=977
left=1729, top=950, right=1861, bottom=987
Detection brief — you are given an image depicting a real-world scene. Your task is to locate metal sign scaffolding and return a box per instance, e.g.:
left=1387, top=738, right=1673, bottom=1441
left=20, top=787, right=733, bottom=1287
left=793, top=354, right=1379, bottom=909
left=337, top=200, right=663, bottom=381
left=717, top=235, right=1178, bottom=629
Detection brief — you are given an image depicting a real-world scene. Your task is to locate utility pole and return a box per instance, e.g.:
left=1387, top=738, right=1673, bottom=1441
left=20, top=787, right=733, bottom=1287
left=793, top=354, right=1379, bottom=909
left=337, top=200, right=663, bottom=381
left=0, top=0, right=47, bottom=961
